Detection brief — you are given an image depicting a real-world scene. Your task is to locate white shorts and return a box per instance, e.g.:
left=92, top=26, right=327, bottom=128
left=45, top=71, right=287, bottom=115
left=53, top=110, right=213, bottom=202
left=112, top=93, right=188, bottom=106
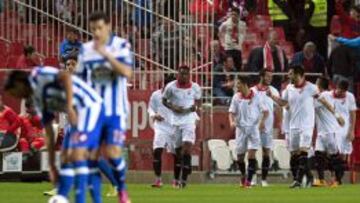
left=336, top=131, right=353, bottom=155
left=260, top=131, right=273, bottom=149
left=235, top=127, right=260, bottom=155
left=315, top=133, right=338, bottom=155
left=288, top=128, right=313, bottom=152
left=173, top=123, right=196, bottom=148
left=153, top=122, right=176, bottom=153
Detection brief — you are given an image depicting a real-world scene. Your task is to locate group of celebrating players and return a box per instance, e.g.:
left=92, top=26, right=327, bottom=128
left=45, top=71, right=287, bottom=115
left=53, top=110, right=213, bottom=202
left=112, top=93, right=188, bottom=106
left=148, top=65, right=357, bottom=190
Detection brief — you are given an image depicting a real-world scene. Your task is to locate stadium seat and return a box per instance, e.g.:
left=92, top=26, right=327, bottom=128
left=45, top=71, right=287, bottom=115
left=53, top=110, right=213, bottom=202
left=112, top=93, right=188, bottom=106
left=6, top=55, right=21, bottom=68
left=273, top=144, right=290, bottom=170
left=0, top=58, right=8, bottom=68
left=210, top=146, right=233, bottom=171
left=228, top=139, right=237, bottom=161
left=208, top=139, right=227, bottom=151
left=9, top=42, right=24, bottom=55
left=44, top=57, right=59, bottom=67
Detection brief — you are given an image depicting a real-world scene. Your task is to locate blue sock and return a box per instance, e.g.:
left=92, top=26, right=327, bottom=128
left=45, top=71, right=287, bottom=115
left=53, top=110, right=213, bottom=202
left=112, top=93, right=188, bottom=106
left=74, top=160, right=89, bottom=203
left=57, top=163, right=75, bottom=197
left=98, top=158, right=117, bottom=187
left=109, top=157, right=127, bottom=192
left=88, top=160, right=102, bottom=203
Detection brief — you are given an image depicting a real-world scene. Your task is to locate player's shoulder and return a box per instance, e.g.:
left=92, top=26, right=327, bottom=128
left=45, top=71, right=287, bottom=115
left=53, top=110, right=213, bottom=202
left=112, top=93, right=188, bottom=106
left=191, top=82, right=201, bottom=89
left=151, top=89, right=162, bottom=97
left=82, top=40, right=94, bottom=51
left=31, top=66, right=58, bottom=76
left=112, top=36, right=131, bottom=49
left=166, top=80, right=177, bottom=88
left=346, top=91, right=355, bottom=100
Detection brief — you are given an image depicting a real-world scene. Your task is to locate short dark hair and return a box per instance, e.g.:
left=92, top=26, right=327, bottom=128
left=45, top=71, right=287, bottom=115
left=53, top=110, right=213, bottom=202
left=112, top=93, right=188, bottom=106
left=238, top=75, right=251, bottom=86
left=25, top=98, right=34, bottom=108
left=4, top=71, right=30, bottom=91
left=65, top=52, right=79, bottom=63
left=259, top=69, right=272, bottom=77
left=178, top=64, right=190, bottom=71
left=230, top=7, right=240, bottom=15
left=351, top=5, right=360, bottom=13
left=24, top=45, right=35, bottom=56
left=89, top=11, right=110, bottom=23
left=317, top=76, right=329, bottom=90
left=289, top=65, right=305, bottom=76
left=337, top=79, right=349, bottom=91
left=164, top=74, right=176, bottom=85
left=66, top=27, right=79, bottom=35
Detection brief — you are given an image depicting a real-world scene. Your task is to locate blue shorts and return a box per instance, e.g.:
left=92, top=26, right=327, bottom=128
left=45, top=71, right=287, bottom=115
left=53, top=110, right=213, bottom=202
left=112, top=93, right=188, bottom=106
left=101, top=115, right=126, bottom=147
left=67, top=104, right=105, bottom=150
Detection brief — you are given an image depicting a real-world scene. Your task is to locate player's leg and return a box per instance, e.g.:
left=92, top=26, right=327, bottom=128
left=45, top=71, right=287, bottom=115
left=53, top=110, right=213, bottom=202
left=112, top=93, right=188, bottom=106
left=88, top=149, right=102, bottom=203
left=314, top=134, right=327, bottom=186
left=260, top=132, right=272, bottom=187
left=98, top=154, right=118, bottom=197
left=296, top=129, right=313, bottom=188
left=245, top=128, right=261, bottom=187
left=151, top=129, right=167, bottom=187
left=71, top=147, right=90, bottom=203
left=173, top=147, right=182, bottom=187
left=178, top=124, right=196, bottom=188
left=288, top=130, right=302, bottom=188
left=246, top=149, right=257, bottom=187
left=235, top=128, right=247, bottom=186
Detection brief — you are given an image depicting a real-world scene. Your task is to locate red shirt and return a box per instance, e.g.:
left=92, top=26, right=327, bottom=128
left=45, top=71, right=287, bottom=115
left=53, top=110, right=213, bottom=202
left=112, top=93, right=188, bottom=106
left=15, top=55, right=41, bottom=69
left=19, top=115, right=43, bottom=142
left=336, top=2, right=360, bottom=38
left=0, top=106, right=21, bottom=135
left=303, top=57, right=315, bottom=72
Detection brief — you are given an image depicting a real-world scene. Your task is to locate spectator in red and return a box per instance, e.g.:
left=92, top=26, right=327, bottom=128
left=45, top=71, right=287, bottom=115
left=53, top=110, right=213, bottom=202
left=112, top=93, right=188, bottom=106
left=15, top=45, right=42, bottom=69
left=0, top=95, right=21, bottom=136
left=335, top=0, right=360, bottom=38
left=18, top=99, right=45, bottom=153
left=291, top=41, right=326, bottom=82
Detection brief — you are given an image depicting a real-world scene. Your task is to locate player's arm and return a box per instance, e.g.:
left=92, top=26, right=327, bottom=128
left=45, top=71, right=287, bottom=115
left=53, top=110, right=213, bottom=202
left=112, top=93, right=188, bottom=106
left=94, top=41, right=133, bottom=79
left=58, top=71, right=77, bottom=126
left=229, top=113, right=237, bottom=129
left=259, top=100, right=269, bottom=132
left=44, top=122, right=58, bottom=185
left=317, top=97, right=345, bottom=126
left=148, top=95, right=164, bottom=122
left=348, top=110, right=356, bottom=141
left=267, top=90, right=288, bottom=107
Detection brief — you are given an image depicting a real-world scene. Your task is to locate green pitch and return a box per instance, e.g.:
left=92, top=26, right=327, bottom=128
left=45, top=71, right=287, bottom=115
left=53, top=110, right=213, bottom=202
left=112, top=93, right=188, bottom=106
left=0, top=182, right=359, bottom=203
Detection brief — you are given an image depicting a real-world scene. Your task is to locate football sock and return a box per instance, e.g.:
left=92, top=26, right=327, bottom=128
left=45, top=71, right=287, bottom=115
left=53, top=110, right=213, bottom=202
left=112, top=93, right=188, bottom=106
left=290, top=154, right=299, bottom=181
left=109, top=157, right=127, bottom=192
left=98, top=158, right=117, bottom=186
left=74, top=160, right=89, bottom=203
left=57, top=163, right=74, bottom=198
left=296, top=152, right=309, bottom=183
left=247, top=158, right=257, bottom=182
left=262, top=155, right=270, bottom=180
left=88, top=160, right=102, bottom=203
left=181, top=154, right=192, bottom=182
left=153, top=148, right=163, bottom=178
left=315, top=151, right=326, bottom=180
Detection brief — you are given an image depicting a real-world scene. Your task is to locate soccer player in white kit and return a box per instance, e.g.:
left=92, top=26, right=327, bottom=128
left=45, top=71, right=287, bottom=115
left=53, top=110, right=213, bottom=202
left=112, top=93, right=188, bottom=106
left=148, top=76, right=176, bottom=188
left=251, top=69, right=280, bottom=187
left=268, top=65, right=340, bottom=188
left=162, top=65, right=202, bottom=188
left=229, top=76, right=269, bottom=188
left=313, top=77, right=345, bottom=187
left=330, top=80, right=357, bottom=186
left=76, top=12, right=133, bottom=203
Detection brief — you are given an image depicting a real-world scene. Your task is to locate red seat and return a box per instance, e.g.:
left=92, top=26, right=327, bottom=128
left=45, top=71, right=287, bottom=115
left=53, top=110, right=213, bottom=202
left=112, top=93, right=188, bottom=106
left=6, top=55, right=22, bottom=68
left=0, top=41, right=8, bottom=56
left=0, top=57, right=8, bottom=68
left=43, top=57, right=59, bottom=67
left=9, top=42, right=24, bottom=55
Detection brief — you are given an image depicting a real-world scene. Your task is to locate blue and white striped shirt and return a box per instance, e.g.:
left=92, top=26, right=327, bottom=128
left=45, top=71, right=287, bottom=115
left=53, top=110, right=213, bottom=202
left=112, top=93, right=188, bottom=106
left=29, top=66, right=103, bottom=126
left=76, top=35, right=133, bottom=117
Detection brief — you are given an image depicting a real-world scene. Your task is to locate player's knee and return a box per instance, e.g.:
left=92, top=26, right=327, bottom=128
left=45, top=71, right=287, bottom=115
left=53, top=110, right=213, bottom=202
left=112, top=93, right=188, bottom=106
left=247, top=150, right=257, bottom=159
left=153, top=148, right=163, bottom=160
left=237, top=154, right=245, bottom=162
left=105, top=145, right=122, bottom=159
left=89, top=149, right=100, bottom=160
left=182, top=142, right=192, bottom=155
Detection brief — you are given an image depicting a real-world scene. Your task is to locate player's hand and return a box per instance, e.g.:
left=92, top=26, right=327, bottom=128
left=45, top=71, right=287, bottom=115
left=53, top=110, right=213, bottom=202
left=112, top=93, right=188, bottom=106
left=67, top=107, right=78, bottom=127
left=154, top=114, right=164, bottom=122
left=347, top=131, right=355, bottom=142
left=230, top=121, right=236, bottom=129
left=94, top=40, right=108, bottom=57
left=336, top=116, right=345, bottom=127
left=49, top=166, right=59, bottom=186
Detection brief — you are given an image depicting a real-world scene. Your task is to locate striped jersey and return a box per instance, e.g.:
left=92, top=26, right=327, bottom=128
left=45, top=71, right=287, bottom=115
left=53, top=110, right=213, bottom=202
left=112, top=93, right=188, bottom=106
left=28, top=66, right=103, bottom=125
left=76, top=35, right=133, bottom=117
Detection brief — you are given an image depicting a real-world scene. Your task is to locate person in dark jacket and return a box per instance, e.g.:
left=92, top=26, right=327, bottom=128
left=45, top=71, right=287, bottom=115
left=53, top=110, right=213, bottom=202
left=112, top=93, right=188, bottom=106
left=291, top=41, right=326, bottom=82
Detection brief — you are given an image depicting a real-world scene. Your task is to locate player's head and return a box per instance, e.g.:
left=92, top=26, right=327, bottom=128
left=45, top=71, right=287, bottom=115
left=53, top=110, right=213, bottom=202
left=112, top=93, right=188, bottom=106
left=237, top=75, right=250, bottom=92
left=230, top=7, right=240, bottom=23
left=335, top=79, right=349, bottom=96
left=64, top=52, right=78, bottom=74
left=316, top=76, right=329, bottom=91
left=66, top=27, right=79, bottom=43
left=288, top=65, right=305, bottom=84
left=268, top=30, right=279, bottom=47
left=25, top=98, right=36, bottom=114
left=3, top=71, right=32, bottom=99
left=224, top=55, right=234, bottom=70
left=177, top=65, right=191, bottom=84
left=303, top=41, right=316, bottom=59
left=24, top=45, right=36, bottom=58
left=350, top=5, right=360, bottom=20
left=259, top=69, right=273, bottom=86
left=89, top=11, right=111, bottom=43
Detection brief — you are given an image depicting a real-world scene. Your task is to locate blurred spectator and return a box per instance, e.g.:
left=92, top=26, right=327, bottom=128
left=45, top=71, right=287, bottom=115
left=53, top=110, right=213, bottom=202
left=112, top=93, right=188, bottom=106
left=56, top=0, right=73, bottom=22
left=133, top=0, right=152, bottom=28
left=59, top=27, right=81, bottom=62
left=246, top=31, right=288, bottom=90
left=210, top=40, right=226, bottom=66
left=0, top=0, right=3, bottom=13
left=18, top=99, right=44, bottom=153
left=213, top=55, right=236, bottom=105
left=15, top=45, right=42, bottom=69
left=0, top=95, right=21, bottom=136
left=219, top=7, right=247, bottom=71
left=269, top=0, right=291, bottom=38
left=335, top=0, right=360, bottom=38
left=291, top=41, right=326, bottom=82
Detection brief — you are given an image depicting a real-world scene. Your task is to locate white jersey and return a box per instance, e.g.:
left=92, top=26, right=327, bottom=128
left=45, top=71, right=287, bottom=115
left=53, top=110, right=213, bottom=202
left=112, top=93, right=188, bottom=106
left=251, top=85, right=279, bottom=133
left=229, top=90, right=268, bottom=128
left=315, top=91, right=340, bottom=135
left=331, top=91, right=357, bottom=132
left=282, top=81, right=318, bottom=130
left=148, top=89, right=173, bottom=130
left=76, top=35, right=133, bottom=117
left=162, top=81, right=202, bottom=125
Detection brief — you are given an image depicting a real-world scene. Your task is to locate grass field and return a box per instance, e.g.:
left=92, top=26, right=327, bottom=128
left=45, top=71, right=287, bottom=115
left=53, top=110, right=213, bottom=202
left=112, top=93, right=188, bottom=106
left=0, top=182, right=359, bottom=203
